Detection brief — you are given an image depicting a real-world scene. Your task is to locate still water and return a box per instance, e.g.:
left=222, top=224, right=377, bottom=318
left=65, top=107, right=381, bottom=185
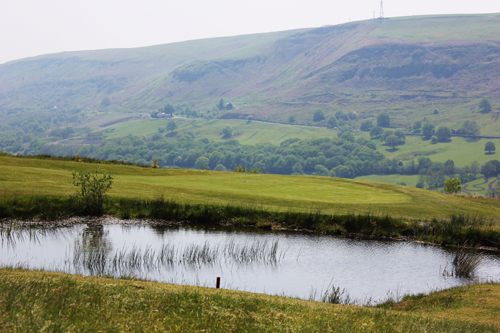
left=2, top=222, right=499, bottom=303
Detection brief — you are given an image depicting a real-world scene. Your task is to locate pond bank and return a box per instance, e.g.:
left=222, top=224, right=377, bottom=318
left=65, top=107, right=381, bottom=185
left=0, top=268, right=499, bottom=332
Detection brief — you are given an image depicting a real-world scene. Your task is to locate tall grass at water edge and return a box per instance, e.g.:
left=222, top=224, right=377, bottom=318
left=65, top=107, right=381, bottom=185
left=1, top=195, right=500, bottom=248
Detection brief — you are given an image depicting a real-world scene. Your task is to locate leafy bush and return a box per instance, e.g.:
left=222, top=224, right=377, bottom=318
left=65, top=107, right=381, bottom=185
left=72, top=169, right=114, bottom=216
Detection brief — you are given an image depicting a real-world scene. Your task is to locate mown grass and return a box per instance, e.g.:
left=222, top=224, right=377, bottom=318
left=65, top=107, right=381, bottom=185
left=0, top=268, right=498, bottom=332
left=2, top=155, right=500, bottom=221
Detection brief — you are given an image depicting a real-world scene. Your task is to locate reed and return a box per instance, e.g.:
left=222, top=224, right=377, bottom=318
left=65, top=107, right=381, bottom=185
left=70, top=238, right=285, bottom=277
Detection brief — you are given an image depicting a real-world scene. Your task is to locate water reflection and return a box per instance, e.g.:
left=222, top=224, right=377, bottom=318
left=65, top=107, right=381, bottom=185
left=1, top=222, right=499, bottom=303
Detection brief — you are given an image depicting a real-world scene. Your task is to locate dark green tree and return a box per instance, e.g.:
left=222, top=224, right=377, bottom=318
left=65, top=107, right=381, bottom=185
left=385, top=135, right=400, bottom=149
left=422, top=123, right=435, bottom=138
left=377, top=112, right=390, bottom=128
left=370, top=126, right=384, bottom=138
left=435, top=126, right=452, bottom=142
left=485, top=141, right=496, bottom=154
left=218, top=99, right=225, bottom=111
left=222, top=126, right=233, bottom=138
left=479, top=98, right=492, bottom=113
left=166, top=120, right=178, bottom=133
left=313, top=109, right=325, bottom=122
left=100, top=96, right=111, bottom=107
left=360, top=120, right=373, bottom=131
left=288, top=115, right=296, bottom=123
left=326, top=116, right=338, bottom=128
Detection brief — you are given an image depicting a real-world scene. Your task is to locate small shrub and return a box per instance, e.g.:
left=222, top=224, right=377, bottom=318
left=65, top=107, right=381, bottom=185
left=72, top=169, right=114, bottom=216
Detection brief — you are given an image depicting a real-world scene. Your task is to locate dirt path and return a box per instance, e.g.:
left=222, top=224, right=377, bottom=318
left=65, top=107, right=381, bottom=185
left=489, top=177, right=499, bottom=192
left=461, top=184, right=471, bottom=195
left=472, top=178, right=489, bottom=192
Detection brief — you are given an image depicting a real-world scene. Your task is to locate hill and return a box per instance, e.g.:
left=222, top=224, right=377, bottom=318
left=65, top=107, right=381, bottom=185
left=1, top=14, right=500, bottom=126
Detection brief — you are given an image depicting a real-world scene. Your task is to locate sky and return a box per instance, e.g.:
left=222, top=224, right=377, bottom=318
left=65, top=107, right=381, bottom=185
left=1, top=0, right=499, bottom=64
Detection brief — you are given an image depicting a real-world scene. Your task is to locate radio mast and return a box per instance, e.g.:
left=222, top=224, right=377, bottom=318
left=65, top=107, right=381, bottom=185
left=379, top=0, right=384, bottom=19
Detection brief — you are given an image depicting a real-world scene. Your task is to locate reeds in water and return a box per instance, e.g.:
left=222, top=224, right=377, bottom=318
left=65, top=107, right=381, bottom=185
left=443, top=246, right=484, bottom=278
left=71, top=239, right=285, bottom=277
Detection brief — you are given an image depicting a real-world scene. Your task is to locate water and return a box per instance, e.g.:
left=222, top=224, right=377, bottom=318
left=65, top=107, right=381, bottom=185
left=2, top=222, right=500, bottom=303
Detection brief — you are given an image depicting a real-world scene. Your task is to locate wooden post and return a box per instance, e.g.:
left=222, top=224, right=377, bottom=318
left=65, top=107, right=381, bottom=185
left=432, top=227, right=435, bottom=236
left=216, top=277, right=220, bottom=289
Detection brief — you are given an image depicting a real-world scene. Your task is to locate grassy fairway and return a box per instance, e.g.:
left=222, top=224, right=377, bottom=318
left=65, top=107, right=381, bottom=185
left=1, top=155, right=500, bottom=221
left=0, top=269, right=498, bottom=332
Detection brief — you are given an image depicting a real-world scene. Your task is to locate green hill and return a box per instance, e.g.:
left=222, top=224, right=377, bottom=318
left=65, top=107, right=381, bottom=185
left=2, top=13, right=500, bottom=126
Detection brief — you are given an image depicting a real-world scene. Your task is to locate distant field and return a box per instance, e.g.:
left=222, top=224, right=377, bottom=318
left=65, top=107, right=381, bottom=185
left=106, top=118, right=338, bottom=145
left=375, top=136, right=500, bottom=166
left=1, top=155, right=500, bottom=221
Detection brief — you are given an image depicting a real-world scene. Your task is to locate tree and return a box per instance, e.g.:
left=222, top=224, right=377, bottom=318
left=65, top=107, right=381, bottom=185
left=326, top=116, right=338, bottom=128
left=100, top=96, right=111, bottom=107
left=459, top=120, right=480, bottom=136
left=377, top=112, right=390, bottom=128
left=292, top=162, right=304, bottom=175
left=412, top=120, right=422, bottom=132
left=481, top=161, right=498, bottom=177
left=72, top=169, right=113, bottom=216
left=222, top=126, right=233, bottom=138
left=444, top=177, right=462, bottom=194
left=422, top=123, right=435, bottom=138
left=166, top=120, right=178, bottom=133
left=431, top=136, right=438, bottom=144
left=479, top=98, right=492, bottom=113
left=340, top=131, right=355, bottom=143
left=195, top=157, right=210, bottom=170
left=313, top=109, right=325, bottom=122
left=288, top=115, right=296, bottom=123
left=163, top=104, right=175, bottom=115
left=360, top=120, right=373, bottom=131
left=314, top=165, right=329, bottom=176
left=370, top=126, right=384, bottom=138
left=218, top=99, right=225, bottom=111
left=226, top=103, right=234, bottom=110
left=435, top=126, right=452, bottom=142
left=385, top=135, right=400, bottom=149
left=485, top=141, right=496, bottom=154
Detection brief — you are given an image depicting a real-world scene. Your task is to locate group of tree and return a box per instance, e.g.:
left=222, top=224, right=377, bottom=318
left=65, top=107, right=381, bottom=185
left=218, top=99, right=234, bottom=111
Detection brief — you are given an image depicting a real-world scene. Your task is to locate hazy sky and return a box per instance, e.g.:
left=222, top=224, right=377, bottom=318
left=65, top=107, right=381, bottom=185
left=1, top=0, right=499, bottom=64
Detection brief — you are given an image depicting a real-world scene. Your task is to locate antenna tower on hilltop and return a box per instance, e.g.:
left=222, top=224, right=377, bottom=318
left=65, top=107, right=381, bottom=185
left=379, top=0, right=384, bottom=19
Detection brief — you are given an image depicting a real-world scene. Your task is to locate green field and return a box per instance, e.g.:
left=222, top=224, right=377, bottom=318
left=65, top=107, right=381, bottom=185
left=0, top=268, right=498, bottom=332
left=2, top=155, right=500, bottom=221
left=105, top=118, right=338, bottom=145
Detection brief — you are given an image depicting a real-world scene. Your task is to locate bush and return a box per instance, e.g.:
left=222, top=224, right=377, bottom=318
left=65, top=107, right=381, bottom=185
left=72, top=169, right=114, bottom=216
left=444, top=177, right=461, bottom=194
left=431, top=136, right=438, bottom=144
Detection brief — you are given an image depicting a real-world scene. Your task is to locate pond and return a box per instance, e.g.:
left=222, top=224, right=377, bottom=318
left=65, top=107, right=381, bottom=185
left=2, top=221, right=500, bottom=304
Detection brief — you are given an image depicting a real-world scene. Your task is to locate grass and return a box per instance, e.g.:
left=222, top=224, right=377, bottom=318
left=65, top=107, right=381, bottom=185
left=0, top=268, right=499, bottom=332
left=2, top=154, right=500, bottom=221
left=105, top=117, right=338, bottom=145
left=377, top=136, right=500, bottom=166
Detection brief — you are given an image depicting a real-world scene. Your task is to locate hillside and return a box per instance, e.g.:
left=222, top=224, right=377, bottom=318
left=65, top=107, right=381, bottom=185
left=1, top=14, right=500, bottom=126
